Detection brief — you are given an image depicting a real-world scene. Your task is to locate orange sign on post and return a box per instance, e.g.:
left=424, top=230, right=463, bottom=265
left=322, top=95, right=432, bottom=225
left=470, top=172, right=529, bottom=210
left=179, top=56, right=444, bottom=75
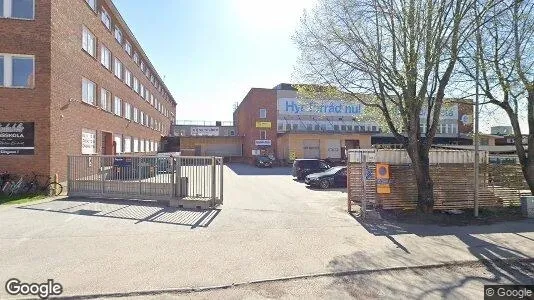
left=376, top=163, right=391, bottom=194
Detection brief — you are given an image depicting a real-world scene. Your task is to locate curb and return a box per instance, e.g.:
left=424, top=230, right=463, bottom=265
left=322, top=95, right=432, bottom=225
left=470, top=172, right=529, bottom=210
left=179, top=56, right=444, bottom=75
left=53, top=257, right=534, bottom=299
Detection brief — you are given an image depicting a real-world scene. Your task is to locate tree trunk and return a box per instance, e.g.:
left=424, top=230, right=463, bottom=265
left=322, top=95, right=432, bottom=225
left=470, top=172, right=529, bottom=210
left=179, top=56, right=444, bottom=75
left=405, top=137, right=434, bottom=213
left=521, top=163, right=534, bottom=195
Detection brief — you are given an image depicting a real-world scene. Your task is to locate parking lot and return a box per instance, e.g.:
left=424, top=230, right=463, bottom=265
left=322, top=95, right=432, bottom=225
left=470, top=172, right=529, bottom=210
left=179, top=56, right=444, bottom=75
left=1, top=163, right=533, bottom=298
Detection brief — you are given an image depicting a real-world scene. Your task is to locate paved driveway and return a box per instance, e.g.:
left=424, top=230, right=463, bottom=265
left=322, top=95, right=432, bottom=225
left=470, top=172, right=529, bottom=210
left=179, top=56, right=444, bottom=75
left=0, top=163, right=533, bottom=298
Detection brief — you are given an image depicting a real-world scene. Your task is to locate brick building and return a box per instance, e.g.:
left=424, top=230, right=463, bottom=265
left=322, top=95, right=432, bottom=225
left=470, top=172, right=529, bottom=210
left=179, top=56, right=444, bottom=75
left=234, top=83, right=474, bottom=163
left=0, top=0, right=177, bottom=182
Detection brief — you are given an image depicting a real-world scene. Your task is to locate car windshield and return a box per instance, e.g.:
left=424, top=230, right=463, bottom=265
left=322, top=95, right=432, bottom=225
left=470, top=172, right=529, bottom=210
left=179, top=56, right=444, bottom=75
left=321, top=166, right=345, bottom=175
left=258, top=156, right=270, bottom=162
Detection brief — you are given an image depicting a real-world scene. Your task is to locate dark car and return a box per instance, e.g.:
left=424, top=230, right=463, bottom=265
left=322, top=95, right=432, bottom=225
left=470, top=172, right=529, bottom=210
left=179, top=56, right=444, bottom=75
left=292, top=159, right=330, bottom=180
left=305, top=166, right=347, bottom=189
left=255, top=156, right=273, bottom=168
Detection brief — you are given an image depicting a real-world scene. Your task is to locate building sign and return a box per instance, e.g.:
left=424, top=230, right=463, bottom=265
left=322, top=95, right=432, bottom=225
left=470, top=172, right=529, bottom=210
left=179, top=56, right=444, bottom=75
left=81, top=129, right=97, bottom=155
left=113, top=157, right=133, bottom=167
left=191, top=127, right=219, bottom=136
left=376, top=163, right=391, bottom=194
left=256, top=121, right=272, bottom=128
left=0, top=122, right=35, bottom=155
left=289, top=150, right=296, bottom=161
left=278, top=98, right=363, bottom=117
left=255, top=140, right=272, bottom=146
left=420, top=104, right=458, bottom=120
left=252, top=149, right=261, bottom=156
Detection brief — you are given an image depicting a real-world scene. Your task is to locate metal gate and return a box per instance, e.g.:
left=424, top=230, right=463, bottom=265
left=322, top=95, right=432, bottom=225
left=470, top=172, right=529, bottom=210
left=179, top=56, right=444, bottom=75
left=67, top=155, right=223, bottom=207
left=303, top=139, right=320, bottom=158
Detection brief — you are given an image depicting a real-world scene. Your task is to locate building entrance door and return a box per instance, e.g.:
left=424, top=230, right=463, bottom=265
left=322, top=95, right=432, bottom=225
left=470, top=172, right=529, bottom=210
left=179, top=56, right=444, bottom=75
left=303, top=139, right=320, bottom=158
left=101, top=132, right=113, bottom=155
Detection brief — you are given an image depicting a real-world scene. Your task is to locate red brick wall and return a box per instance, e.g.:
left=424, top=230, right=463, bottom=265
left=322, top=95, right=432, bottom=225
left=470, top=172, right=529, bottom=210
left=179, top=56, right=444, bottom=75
left=0, top=0, right=177, bottom=182
left=234, top=88, right=277, bottom=161
left=0, top=0, right=52, bottom=178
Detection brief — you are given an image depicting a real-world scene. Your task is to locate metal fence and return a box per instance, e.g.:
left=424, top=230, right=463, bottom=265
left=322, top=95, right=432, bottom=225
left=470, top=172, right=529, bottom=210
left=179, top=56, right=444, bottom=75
left=67, top=155, right=223, bottom=206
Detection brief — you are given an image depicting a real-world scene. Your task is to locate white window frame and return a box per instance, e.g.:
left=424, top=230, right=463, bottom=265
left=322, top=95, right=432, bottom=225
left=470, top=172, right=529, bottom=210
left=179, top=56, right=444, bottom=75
left=101, top=7, right=111, bottom=29
left=100, top=45, right=111, bottom=70
left=133, top=52, right=139, bottom=64
left=114, top=26, right=122, bottom=44
left=124, top=102, right=131, bottom=120
left=114, top=134, right=122, bottom=154
left=140, top=111, right=145, bottom=126
left=140, top=139, right=145, bottom=152
left=100, top=87, right=111, bottom=112
left=82, top=26, right=96, bottom=57
left=114, top=58, right=122, bottom=79
left=133, top=107, right=138, bottom=123
left=260, top=130, right=267, bottom=140
left=0, top=54, right=35, bottom=88
left=124, top=68, right=132, bottom=87
left=259, top=108, right=267, bottom=119
left=2, top=0, right=35, bottom=19
left=84, top=0, right=97, bottom=11
left=82, top=77, right=96, bottom=105
left=114, top=96, right=122, bottom=116
left=124, top=40, right=132, bottom=56
left=124, top=136, right=131, bottom=153
left=133, top=77, right=139, bottom=93
left=133, top=138, right=139, bottom=153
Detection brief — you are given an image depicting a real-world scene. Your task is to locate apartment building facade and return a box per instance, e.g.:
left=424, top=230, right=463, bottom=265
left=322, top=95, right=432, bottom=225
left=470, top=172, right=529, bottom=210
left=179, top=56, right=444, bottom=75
left=0, top=0, right=177, bottom=182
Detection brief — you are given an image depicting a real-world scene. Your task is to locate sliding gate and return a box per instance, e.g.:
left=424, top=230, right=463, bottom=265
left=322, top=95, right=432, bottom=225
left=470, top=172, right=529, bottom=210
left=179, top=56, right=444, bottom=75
left=67, top=155, right=223, bottom=206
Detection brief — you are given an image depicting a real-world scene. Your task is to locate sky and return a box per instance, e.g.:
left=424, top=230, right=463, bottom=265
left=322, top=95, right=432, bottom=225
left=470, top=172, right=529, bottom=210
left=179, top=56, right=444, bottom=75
left=113, top=0, right=316, bottom=123
left=113, top=0, right=525, bottom=133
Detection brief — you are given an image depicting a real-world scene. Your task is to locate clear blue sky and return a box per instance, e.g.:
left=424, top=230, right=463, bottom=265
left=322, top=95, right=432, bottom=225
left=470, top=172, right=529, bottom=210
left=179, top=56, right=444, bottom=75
left=113, top=0, right=316, bottom=122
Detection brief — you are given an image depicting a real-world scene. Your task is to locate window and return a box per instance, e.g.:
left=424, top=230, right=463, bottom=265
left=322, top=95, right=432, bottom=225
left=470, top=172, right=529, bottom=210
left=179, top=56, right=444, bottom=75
left=114, top=27, right=122, bottom=44
left=81, top=78, right=96, bottom=105
left=4, top=55, right=33, bottom=88
left=100, top=45, right=111, bottom=69
left=140, top=84, right=145, bottom=99
left=82, top=27, right=96, bottom=57
left=124, top=41, right=132, bottom=56
left=3, top=0, right=34, bottom=19
left=292, top=124, right=298, bottom=131
left=101, top=8, right=111, bottom=29
left=124, top=102, right=131, bottom=120
left=100, top=88, right=111, bottom=112
left=124, top=136, right=131, bottom=153
left=114, top=58, right=122, bottom=79
left=0, top=56, right=3, bottom=86
left=140, top=61, right=145, bottom=72
left=145, top=68, right=150, bottom=78
left=145, top=140, right=150, bottom=152
left=140, top=139, right=145, bottom=152
left=124, top=68, right=131, bottom=86
left=140, top=111, right=145, bottom=125
left=133, top=52, right=139, bottom=64
left=333, top=125, right=339, bottom=131
left=114, top=134, right=122, bottom=154
left=81, top=129, right=97, bottom=155
left=133, top=138, right=139, bottom=153
left=259, top=108, right=267, bottom=119
left=133, top=107, right=138, bottom=123
left=260, top=130, right=267, bottom=140
left=150, top=94, right=154, bottom=106
left=85, top=0, right=96, bottom=11
left=133, top=77, right=139, bottom=93
left=114, top=96, right=122, bottom=116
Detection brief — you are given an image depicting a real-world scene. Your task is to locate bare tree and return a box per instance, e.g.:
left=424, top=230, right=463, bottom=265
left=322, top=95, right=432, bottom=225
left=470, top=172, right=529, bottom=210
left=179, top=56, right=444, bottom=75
left=293, top=0, right=499, bottom=212
left=461, top=1, right=534, bottom=193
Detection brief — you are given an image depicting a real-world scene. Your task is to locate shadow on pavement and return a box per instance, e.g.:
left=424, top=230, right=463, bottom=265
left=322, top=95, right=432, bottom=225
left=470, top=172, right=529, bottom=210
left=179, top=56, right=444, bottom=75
left=227, top=163, right=292, bottom=176
left=16, top=198, right=220, bottom=229
left=329, top=213, right=534, bottom=298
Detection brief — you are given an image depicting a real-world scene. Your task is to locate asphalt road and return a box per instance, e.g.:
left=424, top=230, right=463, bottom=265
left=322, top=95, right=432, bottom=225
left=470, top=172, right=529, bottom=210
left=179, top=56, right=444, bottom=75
left=0, top=163, right=533, bottom=299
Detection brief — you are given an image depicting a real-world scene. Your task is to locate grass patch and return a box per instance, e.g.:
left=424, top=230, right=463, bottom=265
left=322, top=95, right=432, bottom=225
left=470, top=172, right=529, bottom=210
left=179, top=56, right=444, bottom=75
left=0, top=194, right=48, bottom=206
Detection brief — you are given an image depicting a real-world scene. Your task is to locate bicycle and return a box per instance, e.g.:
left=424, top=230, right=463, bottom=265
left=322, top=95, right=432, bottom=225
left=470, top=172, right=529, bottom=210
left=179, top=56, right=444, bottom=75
left=5, top=175, right=29, bottom=196
left=25, top=172, right=63, bottom=196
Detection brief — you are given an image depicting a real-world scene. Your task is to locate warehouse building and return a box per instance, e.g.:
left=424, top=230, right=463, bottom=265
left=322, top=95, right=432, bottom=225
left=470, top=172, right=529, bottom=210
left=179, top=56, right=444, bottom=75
left=233, top=83, right=474, bottom=163
left=0, top=0, right=176, bottom=182
left=172, top=121, right=242, bottom=157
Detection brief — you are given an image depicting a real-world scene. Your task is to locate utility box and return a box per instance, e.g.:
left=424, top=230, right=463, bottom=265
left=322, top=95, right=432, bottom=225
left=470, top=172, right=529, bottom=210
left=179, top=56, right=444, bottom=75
left=520, top=196, right=534, bottom=218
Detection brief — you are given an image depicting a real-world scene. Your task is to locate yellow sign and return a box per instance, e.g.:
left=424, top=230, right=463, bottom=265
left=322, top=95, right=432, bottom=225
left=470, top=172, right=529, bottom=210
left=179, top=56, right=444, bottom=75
left=289, top=150, right=296, bottom=161
left=376, top=163, right=391, bottom=194
left=256, top=121, right=272, bottom=128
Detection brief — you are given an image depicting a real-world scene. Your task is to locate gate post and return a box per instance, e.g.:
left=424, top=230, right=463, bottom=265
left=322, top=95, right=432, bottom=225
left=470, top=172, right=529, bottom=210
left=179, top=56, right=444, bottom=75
left=176, top=156, right=182, bottom=198
left=171, top=157, right=175, bottom=198
left=219, top=158, right=224, bottom=204
left=138, top=157, right=142, bottom=195
left=211, top=157, right=216, bottom=207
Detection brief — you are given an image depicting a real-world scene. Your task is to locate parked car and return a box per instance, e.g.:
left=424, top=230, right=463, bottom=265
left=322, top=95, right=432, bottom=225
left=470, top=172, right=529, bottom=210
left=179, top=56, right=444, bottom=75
left=255, top=156, right=273, bottom=168
left=292, top=159, right=330, bottom=180
left=305, top=166, right=347, bottom=189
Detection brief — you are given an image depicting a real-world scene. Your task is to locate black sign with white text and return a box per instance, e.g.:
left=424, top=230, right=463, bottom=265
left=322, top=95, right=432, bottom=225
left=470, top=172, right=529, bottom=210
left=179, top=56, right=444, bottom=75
left=0, top=122, right=35, bottom=155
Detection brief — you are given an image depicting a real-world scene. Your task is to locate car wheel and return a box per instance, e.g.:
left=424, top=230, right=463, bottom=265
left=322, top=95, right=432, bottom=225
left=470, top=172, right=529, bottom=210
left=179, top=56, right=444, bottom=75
left=320, top=179, right=330, bottom=189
